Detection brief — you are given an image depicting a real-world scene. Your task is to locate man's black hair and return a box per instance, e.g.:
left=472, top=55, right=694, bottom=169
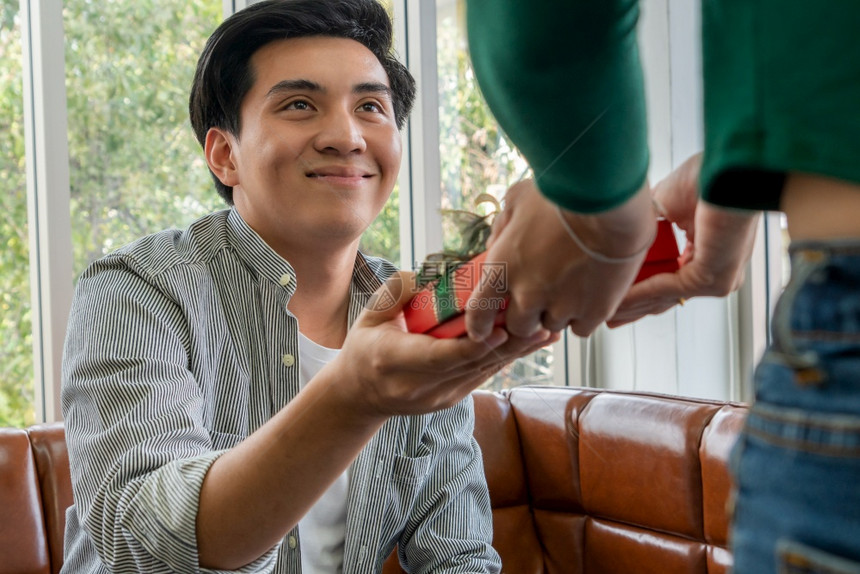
left=189, top=0, right=416, bottom=204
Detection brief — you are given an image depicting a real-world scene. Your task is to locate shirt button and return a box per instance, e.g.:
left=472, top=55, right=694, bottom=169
left=288, top=535, right=297, bottom=549
left=282, top=354, right=295, bottom=367
left=279, top=273, right=292, bottom=287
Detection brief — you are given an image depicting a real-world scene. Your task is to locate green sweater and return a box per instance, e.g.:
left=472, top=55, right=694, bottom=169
left=467, top=0, right=860, bottom=213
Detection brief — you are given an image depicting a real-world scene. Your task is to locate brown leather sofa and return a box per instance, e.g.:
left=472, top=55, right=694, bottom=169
left=0, top=422, right=69, bottom=574
left=0, top=386, right=746, bottom=574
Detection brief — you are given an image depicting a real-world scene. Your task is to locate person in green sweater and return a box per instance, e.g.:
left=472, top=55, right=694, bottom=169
left=463, top=1, right=860, bottom=573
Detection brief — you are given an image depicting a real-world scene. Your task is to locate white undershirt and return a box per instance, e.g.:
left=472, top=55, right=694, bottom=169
left=297, top=332, right=347, bottom=574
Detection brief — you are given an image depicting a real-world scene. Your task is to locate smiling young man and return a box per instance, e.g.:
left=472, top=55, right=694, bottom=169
left=204, top=34, right=405, bottom=350
left=59, top=1, right=554, bottom=572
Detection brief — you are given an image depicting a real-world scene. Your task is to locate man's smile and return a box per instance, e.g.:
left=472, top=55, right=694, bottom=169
left=306, top=166, right=375, bottom=185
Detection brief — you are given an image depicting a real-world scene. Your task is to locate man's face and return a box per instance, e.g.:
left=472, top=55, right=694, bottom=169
left=215, top=36, right=402, bottom=253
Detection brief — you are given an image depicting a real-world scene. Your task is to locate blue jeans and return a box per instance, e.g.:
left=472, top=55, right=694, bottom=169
left=730, top=241, right=860, bottom=574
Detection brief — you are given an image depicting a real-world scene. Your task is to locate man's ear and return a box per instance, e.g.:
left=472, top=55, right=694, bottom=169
left=205, top=127, right=240, bottom=188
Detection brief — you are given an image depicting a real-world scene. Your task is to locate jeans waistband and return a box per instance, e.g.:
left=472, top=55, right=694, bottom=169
left=746, top=402, right=860, bottom=456
left=768, top=241, right=860, bottom=380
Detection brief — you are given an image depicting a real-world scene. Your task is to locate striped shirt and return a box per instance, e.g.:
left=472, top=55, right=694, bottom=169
left=60, top=209, right=501, bottom=573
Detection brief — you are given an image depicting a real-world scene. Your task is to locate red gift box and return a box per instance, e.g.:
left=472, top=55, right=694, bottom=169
left=405, top=219, right=681, bottom=339
left=633, top=218, right=681, bottom=283
left=404, top=251, right=503, bottom=338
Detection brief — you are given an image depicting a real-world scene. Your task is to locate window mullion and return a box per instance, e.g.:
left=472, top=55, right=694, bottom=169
left=403, top=0, right=442, bottom=268
left=223, top=0, right=257, bottom=17
left=22, top=0, right=74, bottom=423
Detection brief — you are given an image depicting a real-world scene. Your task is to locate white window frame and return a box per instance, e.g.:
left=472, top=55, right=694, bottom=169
left=22, top=0, right=73, bottom=423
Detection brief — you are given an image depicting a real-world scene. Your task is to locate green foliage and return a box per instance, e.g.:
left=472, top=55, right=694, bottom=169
left=0, top=0, right=223, bottom=426
left=0, top=0, right=33, bottom=426
left=362, top=0, right=527, bottom=265
left=359, top=184, right=400, bottom=264
left=433, top=5, right=553, bottom=392
left=436, top=11, right=526, bottom=254
left=64, top=0, right=223, bottom=270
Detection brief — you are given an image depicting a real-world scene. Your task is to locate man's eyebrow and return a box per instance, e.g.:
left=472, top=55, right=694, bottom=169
left=353, top=82, right=392, bottom=98
left=266, top=79, right=323, bottom=99
left=265, top=79, right=392, bottom=99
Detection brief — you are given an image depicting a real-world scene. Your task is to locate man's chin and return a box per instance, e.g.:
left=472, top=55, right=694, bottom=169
left=310, top=221, right=368, bottom=245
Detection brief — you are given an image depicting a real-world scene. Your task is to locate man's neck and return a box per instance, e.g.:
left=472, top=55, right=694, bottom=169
left=285, top=242, right=359, bottom=349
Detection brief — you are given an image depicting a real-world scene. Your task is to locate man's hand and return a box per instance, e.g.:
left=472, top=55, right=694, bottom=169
left=465, top=179, right=657, bottom=339
left=608, top=154, right=761, bottom=327
left=333, top=271, right=558, bottom=418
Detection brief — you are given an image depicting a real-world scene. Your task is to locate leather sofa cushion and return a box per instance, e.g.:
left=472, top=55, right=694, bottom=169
left=29, top=423, right=73, bottom=574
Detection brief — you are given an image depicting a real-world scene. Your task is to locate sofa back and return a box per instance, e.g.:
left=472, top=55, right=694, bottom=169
left=487, top=386, right=744, bottom=573
left=0, top=387, right=746, bottom=574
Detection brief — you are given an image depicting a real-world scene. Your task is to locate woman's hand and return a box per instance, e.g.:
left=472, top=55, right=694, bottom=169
left=608, top=154, right=761, bottom=327
left=465, top=179, right=656, bottom=339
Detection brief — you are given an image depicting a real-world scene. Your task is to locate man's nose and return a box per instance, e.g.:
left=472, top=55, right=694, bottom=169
left=313, top=108, right=367, bottom=155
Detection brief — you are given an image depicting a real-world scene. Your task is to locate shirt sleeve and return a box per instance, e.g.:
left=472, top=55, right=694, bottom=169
left=61, top=256, right=276, bottom=573
left=466, top=0, right=649, bottom=213
left=395, top=395, right=501, bottom=573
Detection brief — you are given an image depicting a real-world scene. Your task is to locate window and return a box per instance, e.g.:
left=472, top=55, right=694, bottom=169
left=359, top=0, right=400, bottom=263
left=433, top=0, right=557, bottom=390
left=7, top=0, right=785, bottom=425
left=64, top=0, right=224, bottom=273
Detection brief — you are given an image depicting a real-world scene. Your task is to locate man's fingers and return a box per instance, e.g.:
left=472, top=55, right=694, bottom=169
left=442, top=330, right=559, bottom=399
left=380, top=326, right=511, bottom=378
left=606, top=298, right=678, bottom=328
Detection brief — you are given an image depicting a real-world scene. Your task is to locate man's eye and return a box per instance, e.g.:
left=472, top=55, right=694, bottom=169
left=359, top=102, right=382, bottom=113
left=285, top=100, right=311, bottom=111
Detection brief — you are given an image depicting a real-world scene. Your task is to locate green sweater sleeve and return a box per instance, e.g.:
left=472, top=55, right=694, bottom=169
left=466, top=1, right=649, bottom=213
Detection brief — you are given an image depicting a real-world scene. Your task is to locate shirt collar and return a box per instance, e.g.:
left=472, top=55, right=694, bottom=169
left=225, top=208, right=390, bottom=323
left=226, top=208, right=298, bottom=294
